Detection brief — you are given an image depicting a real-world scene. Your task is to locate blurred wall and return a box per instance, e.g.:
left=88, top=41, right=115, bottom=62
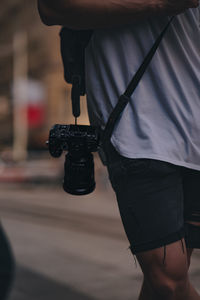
left=0, top=0, right=89, bottom=152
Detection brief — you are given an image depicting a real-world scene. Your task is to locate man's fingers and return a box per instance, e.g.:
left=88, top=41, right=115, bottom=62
left=164, top=0, right=199, bottom=16
left=193, top=0, right=199, bottom=7
left=185, top=0, right=199, bottom=8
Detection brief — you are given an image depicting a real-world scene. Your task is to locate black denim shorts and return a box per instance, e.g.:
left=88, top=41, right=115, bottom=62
left=106, top=142, right=200, bottom=255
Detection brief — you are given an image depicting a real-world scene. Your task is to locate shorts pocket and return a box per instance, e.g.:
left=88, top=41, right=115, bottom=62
left=107, top=157, right=151, bottom=191
left=148, top=159, right=178, bottom=176
left=107, top=160, right=123, bottom=191
left=120, top=157, right=151, bottom=176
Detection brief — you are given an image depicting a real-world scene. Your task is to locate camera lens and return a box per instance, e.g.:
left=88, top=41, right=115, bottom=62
left=63, top=152, right=96, bottom=195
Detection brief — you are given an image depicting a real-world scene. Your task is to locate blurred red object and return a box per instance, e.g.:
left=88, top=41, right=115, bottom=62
left=27, top=104, right=45, bottom=129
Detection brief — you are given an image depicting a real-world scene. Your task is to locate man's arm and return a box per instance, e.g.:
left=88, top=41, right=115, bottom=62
left=38, top=0, right=199, bottom=29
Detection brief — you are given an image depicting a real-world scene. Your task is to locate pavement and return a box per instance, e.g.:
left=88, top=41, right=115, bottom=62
left=0, top=154, right=63, bottom=184
left=0, top=154, right=199, bottom=299
left=0, top=180, right=142, bottom=300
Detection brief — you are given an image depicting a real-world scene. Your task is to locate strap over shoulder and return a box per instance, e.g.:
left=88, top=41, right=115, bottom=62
left=101, top=17, right=174, bottom=148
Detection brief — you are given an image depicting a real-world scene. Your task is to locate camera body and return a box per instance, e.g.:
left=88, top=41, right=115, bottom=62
left=47, top=28, right=100, bottom=196
left=48, top=124, right=100, bottom=195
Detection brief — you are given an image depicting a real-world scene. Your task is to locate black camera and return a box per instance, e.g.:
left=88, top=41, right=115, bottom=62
left=48, top=124, right=100, bottom=195
left=47, top=28, right=102, bottom=196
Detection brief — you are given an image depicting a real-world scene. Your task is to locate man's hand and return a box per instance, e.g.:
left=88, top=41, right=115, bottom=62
left=37, top=0, right=199, bottom=29
left=37, top=0, right=61, bottom=25
left=159, top=0, right=199, bottom=15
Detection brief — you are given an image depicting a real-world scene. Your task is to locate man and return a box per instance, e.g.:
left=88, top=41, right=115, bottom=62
left=0, top=225, right=15, bottom=299
left=38, top=1, right=200, bottom=299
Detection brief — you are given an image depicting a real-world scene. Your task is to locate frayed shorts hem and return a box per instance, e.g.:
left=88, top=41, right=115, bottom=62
left=129, top=227, right=185, bottom=255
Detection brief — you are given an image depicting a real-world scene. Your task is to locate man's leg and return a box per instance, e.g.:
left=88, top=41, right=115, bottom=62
left=0, top=225, right=15, bottom=299
left=185, top=221, right=200, bottom=299
left=138, top=277, right=154, bottom=300
left=136, top=239, right=200, bottom=300
left=138, top=246, right=199, bottom=300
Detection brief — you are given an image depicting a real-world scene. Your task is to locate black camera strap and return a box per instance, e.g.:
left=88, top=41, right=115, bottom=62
left=101, top=17, right=174, bottom=151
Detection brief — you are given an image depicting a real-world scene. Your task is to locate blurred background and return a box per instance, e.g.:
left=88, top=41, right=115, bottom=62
left=0, top=1, right=199, bottom=300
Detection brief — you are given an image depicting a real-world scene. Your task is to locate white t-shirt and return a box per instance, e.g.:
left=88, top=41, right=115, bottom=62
left=85, top=9, right=200, bottom=170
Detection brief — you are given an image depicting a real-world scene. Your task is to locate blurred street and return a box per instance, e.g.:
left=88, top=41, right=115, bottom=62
left=0, top=158, right=199, bottom=300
